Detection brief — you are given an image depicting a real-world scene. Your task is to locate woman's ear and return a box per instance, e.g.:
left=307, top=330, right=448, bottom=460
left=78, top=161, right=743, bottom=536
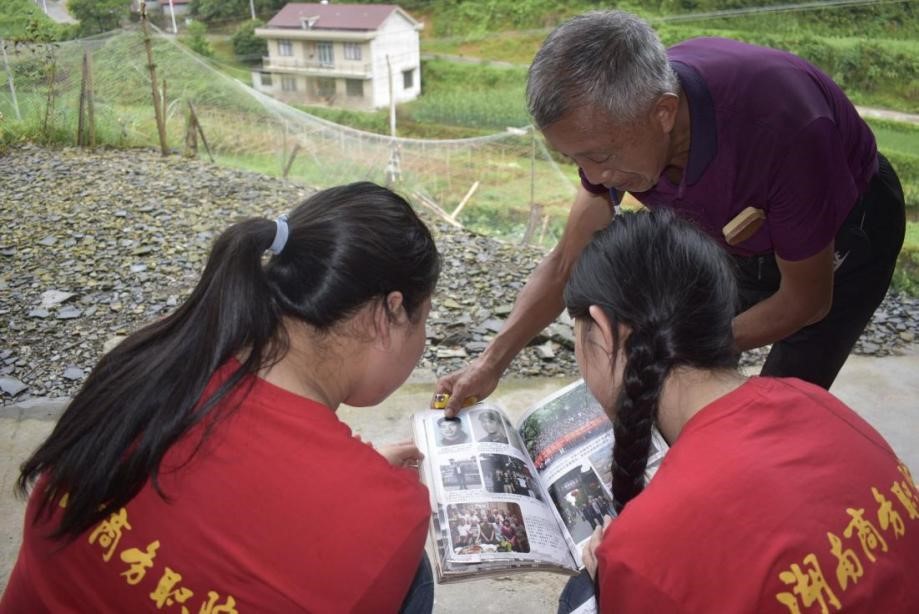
left=587, top=305, right=615, bottom=356
left=371, top=291, right=406, bottom=346
left=385, top=291, right=405, bottom=320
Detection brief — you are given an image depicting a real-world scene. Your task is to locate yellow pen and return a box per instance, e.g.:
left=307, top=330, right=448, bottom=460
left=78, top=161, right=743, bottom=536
left=431, top=393, right=479, bottom=410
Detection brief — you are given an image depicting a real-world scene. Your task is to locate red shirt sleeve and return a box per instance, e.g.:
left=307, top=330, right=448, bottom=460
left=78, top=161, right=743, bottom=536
left=351, top=504, right=429, bottom=613
left=598, top=555, right=682, bottom=613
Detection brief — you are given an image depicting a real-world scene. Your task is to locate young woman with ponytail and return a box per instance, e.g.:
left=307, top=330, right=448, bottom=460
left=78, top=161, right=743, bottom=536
left=558, top=210, right=919, bottom=613
left=2, top=183, right=440, bottom=613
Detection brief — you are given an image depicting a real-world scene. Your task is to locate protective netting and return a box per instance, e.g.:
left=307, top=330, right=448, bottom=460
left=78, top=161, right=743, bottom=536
left=0, top=26, right=578, bottom=245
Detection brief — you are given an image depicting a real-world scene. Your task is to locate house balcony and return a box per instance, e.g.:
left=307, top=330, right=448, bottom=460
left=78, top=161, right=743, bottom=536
left=262, top=56, right=373, bottom=78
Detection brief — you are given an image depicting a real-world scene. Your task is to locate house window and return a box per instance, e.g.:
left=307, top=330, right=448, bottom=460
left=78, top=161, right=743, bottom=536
left=317, top=42, right=334, bottom=66
left=260, top=72, right=273, bottom=87
left=346, top=79, right=363, bottom=97
left=278, top=39, right=293, bottom=57
left=402, top=68, right=414, bottom=89
left=344, top=43, right=362, bottom=61
left=281, top=76, right=297, bottom=92
left=317, top=77, right=336, bottom=98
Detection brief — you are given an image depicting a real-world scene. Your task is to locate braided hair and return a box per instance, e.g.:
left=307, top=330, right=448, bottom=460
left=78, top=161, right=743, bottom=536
left=564, top=209, right=738, bottom=513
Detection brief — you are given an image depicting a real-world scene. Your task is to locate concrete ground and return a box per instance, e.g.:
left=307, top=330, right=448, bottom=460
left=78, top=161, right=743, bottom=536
left=1, top=349, right=917, bottom=611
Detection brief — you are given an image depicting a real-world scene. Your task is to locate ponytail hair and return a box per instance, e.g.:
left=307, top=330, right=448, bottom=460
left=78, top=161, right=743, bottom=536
left=19, top=182, right=440, bottom=538
left=564, top=209, right=738, bottom=513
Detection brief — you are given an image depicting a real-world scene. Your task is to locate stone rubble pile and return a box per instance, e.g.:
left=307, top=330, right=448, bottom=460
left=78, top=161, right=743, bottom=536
left=2, top=145, right=918, bottom=403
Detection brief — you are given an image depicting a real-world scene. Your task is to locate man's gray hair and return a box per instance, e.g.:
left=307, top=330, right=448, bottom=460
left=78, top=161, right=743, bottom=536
left=526, top=11, right=679, bottom=128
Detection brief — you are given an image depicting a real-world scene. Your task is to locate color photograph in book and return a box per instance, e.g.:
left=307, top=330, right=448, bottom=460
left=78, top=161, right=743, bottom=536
left=547, top=463, right=617, bottom=544
left=445, top=501, right=530, bottom=556
left=518, top=382, right=612, bottom=473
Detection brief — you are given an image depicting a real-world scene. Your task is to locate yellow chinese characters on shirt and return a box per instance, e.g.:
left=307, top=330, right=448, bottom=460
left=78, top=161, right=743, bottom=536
left=86, top=506, right=239, bottom=613
left=775, top=462, right=919, bottom=613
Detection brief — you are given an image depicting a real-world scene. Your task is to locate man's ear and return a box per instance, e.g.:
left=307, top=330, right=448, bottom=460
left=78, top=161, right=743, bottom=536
left=651, top=92, right=679, bottom=134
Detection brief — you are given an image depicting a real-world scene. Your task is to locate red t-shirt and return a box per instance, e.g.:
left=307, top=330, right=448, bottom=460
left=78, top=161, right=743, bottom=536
left=597, top=377, right=919, bottom=613
left=2, top=362, right=430, bottom=613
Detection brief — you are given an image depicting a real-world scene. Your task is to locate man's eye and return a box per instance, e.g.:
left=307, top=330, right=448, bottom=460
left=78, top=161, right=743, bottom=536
left=587, top=154, right=612, bottom=164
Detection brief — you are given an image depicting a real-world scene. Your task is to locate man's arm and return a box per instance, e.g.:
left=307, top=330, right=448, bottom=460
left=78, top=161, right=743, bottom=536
left=732, top=242, right=835, bottom=350
left=437, top=186, right=613, bottom=415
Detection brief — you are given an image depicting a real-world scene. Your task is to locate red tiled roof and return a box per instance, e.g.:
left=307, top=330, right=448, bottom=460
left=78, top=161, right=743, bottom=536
left=266, top=3, right=408, bottom=31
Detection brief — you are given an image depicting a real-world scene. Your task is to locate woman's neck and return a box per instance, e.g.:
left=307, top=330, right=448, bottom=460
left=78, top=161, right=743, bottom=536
left=257, top=321, right=356, bottom=411
left=655, top=367, right=747, bottom=445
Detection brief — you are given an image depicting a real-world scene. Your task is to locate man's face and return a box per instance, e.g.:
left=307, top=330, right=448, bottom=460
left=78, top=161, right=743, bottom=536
left=440, top=420, right=460, bottom=438
left=541, top=103, right=673, bottom=195
left=480, top=414, right=500, bottom=434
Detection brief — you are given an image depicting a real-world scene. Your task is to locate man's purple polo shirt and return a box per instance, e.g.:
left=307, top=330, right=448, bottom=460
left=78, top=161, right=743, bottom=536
left=580, top=37, right=878, bottom=259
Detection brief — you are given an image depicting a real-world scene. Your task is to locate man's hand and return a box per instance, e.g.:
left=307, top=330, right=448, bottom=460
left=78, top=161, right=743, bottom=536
left=435, top=186, right=613, bottom=418
left=582, top=515, right=614, bottom=580
left=434, top=357, right=501, bottom=417
left=377, top=440, right=424, bottom=471
left=733, top=242, right=834, bottom=351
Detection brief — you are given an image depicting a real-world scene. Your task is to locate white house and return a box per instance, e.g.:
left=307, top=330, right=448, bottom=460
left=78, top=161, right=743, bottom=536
left=253, top=3, right=423, bottom=110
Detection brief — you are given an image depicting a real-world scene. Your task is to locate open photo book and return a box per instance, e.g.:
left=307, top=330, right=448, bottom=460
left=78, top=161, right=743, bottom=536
left=411, top=379, right=669, bottom=584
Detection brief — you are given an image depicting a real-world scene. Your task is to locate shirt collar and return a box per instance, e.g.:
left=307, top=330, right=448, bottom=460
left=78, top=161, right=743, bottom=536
left=671, top=60, right=717, bottom=186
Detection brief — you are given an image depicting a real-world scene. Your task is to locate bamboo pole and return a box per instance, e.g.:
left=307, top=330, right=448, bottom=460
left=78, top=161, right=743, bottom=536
left=0, top=38, right=21, bottom=121
left=450, top=180, right=479, bottom=220
left=141, top=2, right=169, bottom=156
left=86, top=51, right=95, bottom=148
left=187, top=101, right=213, bottom=162
left=77, top=52, right=87, bottom=146
left=41, top=53, right=56, bottom=141
left=283, top=143, right=301, bottom=178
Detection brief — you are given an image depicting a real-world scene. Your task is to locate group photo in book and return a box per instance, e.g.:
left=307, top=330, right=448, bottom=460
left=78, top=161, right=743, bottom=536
left=445, top=502, right=531, bottom=555
left=519, top=383, right=618, bottom=473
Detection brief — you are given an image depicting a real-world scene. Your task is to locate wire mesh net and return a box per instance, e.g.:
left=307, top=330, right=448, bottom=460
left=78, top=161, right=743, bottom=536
left=0, top=26, right=578, bottom=245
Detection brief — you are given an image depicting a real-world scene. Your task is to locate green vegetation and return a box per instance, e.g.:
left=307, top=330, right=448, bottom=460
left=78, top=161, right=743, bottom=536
left=184, top=21, right=213, bottom=58
left=407, top=61, right=529, bottom=130
left=231, top=19, right=267, bottom=63
left=68, top=0, right=129, bottom=36
left=190, top=0, right=285, bottom=23
left=894, top=222, right=919, bottom=295
left=0, top=0, right=74, bottom=41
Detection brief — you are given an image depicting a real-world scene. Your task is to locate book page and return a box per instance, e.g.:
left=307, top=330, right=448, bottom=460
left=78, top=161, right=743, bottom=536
left=515, top=380, right=669, bottom=567
left=413, top=407, right=579, bottom=580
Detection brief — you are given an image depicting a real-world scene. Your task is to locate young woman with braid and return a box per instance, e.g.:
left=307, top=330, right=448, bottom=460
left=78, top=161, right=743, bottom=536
left=1, top=183, right=440, bottom=613
left=557, top=210, right=919, bottom=613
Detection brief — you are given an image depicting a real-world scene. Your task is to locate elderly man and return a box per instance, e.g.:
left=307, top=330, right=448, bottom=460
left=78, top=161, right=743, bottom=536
left=438, top=10, right=905, bottom=414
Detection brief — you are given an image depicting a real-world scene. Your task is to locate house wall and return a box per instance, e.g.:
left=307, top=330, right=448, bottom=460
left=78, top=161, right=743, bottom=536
left=252, top=72, right=375, bottom=111
left=255, top=10, right=421, bottom=111
left=368, top=13, right=421, bottom=108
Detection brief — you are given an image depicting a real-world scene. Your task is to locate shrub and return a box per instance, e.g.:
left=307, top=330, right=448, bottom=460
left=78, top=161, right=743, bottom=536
left=184, top=20, right=213, bottom=58
left=231, top=19, right=266, bottom=63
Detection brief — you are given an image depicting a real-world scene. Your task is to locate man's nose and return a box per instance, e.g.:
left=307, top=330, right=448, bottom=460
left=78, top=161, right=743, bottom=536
left=581, top=163, right=613, bottom=187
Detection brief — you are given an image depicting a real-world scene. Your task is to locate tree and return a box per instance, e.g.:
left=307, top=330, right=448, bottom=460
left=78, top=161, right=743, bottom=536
left=231, top=19, right=267, bottom=63
left=68, top=0, right=128, bottom=36
left=184, top=20, right=213, bottom=57
left=191, top=0, right=286, bottom=24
